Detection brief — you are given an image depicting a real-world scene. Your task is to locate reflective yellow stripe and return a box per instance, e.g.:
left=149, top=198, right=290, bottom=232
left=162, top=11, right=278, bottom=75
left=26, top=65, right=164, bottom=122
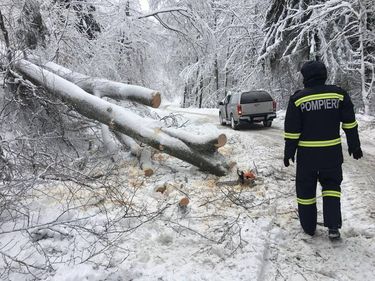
left=342, top=121, right=358, bottom=129
left=298, top=138, right=341, bottom=147
left=297, top=197, right=316, bottom=205
left=322, top=190, right=341, bottom=198
left=295, top=93, right=344, bottom=107
left=322, top=193, right=341, bottom=198
left=284, top=132, right=301, bottom=139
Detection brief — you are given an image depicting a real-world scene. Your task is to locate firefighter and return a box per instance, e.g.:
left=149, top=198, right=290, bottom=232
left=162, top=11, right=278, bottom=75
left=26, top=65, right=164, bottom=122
left=283, top=60, right=362, bottom=240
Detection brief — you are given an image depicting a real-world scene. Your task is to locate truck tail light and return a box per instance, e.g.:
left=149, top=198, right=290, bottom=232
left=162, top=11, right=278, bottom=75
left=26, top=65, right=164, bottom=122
left=237, top=105, right=242, bottom=116
left=273, top=100, right=277, bottom=112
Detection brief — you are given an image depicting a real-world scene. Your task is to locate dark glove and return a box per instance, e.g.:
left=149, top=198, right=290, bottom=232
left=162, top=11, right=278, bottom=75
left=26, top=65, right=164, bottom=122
left=284, top=156, right=295, bottom=167
left=351, top=147, right=363, bottom=160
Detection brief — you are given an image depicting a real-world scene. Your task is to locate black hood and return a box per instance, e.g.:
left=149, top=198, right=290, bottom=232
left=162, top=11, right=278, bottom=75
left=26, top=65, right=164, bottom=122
left=301, top=61, right=327, bottom=87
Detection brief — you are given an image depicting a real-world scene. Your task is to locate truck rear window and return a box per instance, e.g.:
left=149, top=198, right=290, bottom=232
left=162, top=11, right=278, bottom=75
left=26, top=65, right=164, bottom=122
left=240, top=91, right=272, bottom=104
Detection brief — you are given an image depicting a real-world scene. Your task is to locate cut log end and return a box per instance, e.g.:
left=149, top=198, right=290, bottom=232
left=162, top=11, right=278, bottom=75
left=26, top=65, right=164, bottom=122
left=179, top=197, right=190, bottom=207
left=215, top=134, right=227, bottom=148
left=155, top=186, right=167, bottom=193
left=144, top=168, right=154, bottom=177
left=151, top=91, right=161, bottom=108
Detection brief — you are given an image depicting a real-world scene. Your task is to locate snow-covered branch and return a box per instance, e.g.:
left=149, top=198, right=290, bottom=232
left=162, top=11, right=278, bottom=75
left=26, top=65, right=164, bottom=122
left=138, top=7, right=189, bottom=19
left=38, top=61, right=161, bottom=108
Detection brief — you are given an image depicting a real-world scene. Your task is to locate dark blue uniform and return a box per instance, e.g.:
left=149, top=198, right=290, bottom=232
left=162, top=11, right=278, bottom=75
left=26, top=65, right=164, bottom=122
left=284, top=61, right=362, bottom=236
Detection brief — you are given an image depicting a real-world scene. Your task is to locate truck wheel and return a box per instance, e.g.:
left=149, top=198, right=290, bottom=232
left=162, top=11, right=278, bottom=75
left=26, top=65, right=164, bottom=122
left=219, top=113, right=226, bottom=125
left=263, top=120, right=272, bottom=127
left=231, top=115, right=239, bottom=130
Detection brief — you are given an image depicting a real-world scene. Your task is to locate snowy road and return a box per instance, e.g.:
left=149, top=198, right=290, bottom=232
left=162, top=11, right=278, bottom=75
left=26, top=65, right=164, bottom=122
left=165, top=107, right=375, bottom=281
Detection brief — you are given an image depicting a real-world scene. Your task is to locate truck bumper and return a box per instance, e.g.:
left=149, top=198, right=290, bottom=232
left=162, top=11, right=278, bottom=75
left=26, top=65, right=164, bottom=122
left=239, top=113, right=276, bottom=123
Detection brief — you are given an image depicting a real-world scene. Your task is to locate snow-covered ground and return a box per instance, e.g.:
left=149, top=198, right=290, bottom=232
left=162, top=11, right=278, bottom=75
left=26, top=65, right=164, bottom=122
left=1, top=106, right=375, bottom=280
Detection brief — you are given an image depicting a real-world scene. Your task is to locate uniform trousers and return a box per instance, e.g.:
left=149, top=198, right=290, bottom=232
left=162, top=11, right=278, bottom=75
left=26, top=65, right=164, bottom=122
left=296, top=164, right=343, bottom=235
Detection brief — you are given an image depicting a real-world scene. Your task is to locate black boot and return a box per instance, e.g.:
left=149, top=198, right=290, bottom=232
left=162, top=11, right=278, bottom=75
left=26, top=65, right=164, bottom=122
left=328, top=228, right=341, bottom=240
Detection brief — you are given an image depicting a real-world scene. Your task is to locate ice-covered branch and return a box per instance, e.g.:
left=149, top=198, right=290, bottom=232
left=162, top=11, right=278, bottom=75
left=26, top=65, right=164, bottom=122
left=138, top=7, right=189, bottom=19
left=35, top=61, right=161, bottom=108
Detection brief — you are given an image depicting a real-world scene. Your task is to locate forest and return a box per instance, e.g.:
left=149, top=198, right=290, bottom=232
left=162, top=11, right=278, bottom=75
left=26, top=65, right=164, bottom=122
left=0, top=0, right=374, bottom=280
left=2, top=0, right=374, bottom=111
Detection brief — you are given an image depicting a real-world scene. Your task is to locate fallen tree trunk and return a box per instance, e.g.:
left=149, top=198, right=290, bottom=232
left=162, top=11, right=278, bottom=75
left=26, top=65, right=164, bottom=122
left=23, top=51, right=227, bottom=153
left=33, top=60, right=161, bottom=108
left=13, top=59, right=230, bottom=176
left=161, top=128, right=227, bottom=153
left=42, top=58, right=157, bottom=176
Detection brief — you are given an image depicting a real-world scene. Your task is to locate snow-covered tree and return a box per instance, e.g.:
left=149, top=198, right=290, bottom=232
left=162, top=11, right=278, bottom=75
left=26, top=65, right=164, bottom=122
left=147, top=0, right=269, bottom=107
left=260, top=0, right=375, bottom=114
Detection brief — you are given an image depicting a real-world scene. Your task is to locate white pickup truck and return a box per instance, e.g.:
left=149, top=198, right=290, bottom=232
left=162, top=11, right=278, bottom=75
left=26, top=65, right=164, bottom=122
left=218, top=90, right=277, bottom=129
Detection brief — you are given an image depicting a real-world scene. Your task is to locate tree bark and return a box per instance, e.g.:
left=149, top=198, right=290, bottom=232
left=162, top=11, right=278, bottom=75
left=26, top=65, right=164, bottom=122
left=0, top=10, right=11, bottom=63
left=214, top=58, right=219, bottom=99
left=183, top=84, right=188, bottom=108
left=198, top=74, right=204, bottom=108
left=13, top=59, right=230, bottom=176
left=161, top=128, right=226, bottom=153
left=358, top=2, right=371, bottom=115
